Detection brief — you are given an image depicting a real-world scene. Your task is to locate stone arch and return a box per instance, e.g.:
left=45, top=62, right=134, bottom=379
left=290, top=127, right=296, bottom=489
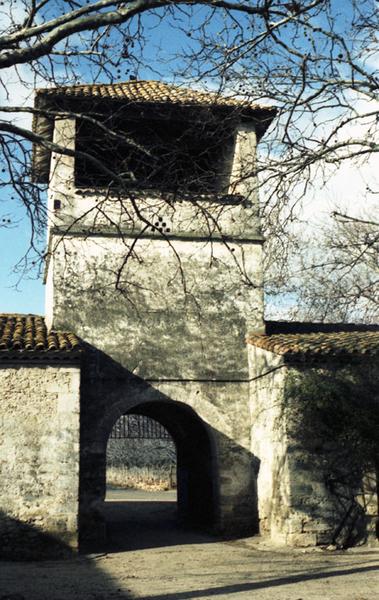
left=79, top=383, right=217, bottom=549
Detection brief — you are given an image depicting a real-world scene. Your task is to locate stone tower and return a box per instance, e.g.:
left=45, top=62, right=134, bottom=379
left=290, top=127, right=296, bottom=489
left=34, top=81, right=275, bottom=379
left=33, top=80, right=276, bottom=536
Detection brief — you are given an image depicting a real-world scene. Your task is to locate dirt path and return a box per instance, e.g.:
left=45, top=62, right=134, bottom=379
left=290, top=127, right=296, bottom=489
left=1, top=490, right=378, bottom=600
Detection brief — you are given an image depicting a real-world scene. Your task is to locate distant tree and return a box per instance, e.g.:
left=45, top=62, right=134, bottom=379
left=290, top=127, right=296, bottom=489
left=292, top=211, right=379, bottom=322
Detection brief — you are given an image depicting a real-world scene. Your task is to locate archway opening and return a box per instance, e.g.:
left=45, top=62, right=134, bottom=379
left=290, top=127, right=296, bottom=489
left=106, top=414, right=177, bottom=497
left=102, top=400, right=215, bottom=549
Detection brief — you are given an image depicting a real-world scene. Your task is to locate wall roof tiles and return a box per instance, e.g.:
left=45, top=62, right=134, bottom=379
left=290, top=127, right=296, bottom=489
left=0, top=314, right=81, bottom=361
left=247, top=321, right=379, bottom=359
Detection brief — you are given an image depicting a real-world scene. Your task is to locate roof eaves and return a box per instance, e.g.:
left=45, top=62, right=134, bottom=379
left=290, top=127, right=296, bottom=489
left=246, top=335, right=379, bottom=362
left=0, top=350, right=82, bottom=364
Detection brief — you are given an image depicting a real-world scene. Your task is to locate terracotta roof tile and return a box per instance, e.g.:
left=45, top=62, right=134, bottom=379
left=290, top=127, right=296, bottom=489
left=35, top=79, right=275, bottom=112
left=247, top=322, right=379, bottom=359
left=0, top=315, right=81, bottom=360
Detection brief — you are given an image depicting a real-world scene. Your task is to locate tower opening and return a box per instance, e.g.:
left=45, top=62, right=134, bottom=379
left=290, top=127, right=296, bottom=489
left=75, top=113, right=234, bottom=193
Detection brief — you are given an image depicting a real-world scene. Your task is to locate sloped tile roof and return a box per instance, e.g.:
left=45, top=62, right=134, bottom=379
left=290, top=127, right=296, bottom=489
left=35, top=79, right=275, bottom=113
left=0, top=314, right=81, bottom=361
left=247, top=321, right=379, bottom=359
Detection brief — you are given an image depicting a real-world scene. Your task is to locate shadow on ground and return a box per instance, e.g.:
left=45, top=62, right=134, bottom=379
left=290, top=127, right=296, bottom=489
left=1, top=501, right=378, bottom=600
left=103, top=496, right=219, bottom=552
left=0, top=509, right=135, bottom=600
left=140, top=564, right=379, bottom=600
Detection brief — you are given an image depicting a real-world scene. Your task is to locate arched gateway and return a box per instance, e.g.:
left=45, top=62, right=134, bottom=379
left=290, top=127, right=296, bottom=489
left=78, top=352, right=260, bottom=549
left=81, top=396, right=216, bottom=548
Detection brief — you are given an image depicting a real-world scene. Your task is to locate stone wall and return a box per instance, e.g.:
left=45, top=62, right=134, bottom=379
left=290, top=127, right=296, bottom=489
left=249, top=345, right=345, bottom=546
left=107, top=437, right=176, bottom=468
left=48, top=235, right=263, bottom=379
left=248, top=346, right=290, bottom=543
left=0, top=364, right=81, bottom=558
left=248, top=346, right=379, bottom=547
left=283, top=364, right=379, bottom=547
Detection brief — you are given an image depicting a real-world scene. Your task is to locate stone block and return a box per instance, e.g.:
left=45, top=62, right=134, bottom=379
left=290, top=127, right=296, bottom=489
left=57, top=392, right=80, bottom=413
left=287, top=532, right=317, bottom=547
left=286, top=515, right=304, bottom=534
left=316, top=531, right=334, bottom=545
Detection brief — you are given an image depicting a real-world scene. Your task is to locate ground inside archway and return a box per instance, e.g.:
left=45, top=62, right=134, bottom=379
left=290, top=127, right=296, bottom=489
left=103, top=486, right=215, bottom=552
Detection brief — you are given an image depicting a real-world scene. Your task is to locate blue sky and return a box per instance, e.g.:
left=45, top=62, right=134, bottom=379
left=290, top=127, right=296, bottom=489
left=0, top=184, right=45, bottom=314
left=0, top=225, right=45, bottom=314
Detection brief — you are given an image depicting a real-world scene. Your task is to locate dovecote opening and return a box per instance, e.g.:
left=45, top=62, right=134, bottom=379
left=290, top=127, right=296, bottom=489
left=74, top=113, right=235, bottom=194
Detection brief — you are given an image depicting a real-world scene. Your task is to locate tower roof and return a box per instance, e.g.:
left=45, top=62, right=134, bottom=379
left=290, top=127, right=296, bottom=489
left=32, top=80, right=277, bottom=182
left=34, top=79, right=275, bottom=112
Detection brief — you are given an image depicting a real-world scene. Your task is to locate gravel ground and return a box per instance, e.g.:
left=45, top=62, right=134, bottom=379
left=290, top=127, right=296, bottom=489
left=1, top=490, right=378, bottom=600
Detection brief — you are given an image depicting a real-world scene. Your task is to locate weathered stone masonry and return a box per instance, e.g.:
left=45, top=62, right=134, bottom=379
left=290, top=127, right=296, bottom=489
left=39, top=81, right=273, bottom=544
left=0, top=359, right=81, bottom=557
